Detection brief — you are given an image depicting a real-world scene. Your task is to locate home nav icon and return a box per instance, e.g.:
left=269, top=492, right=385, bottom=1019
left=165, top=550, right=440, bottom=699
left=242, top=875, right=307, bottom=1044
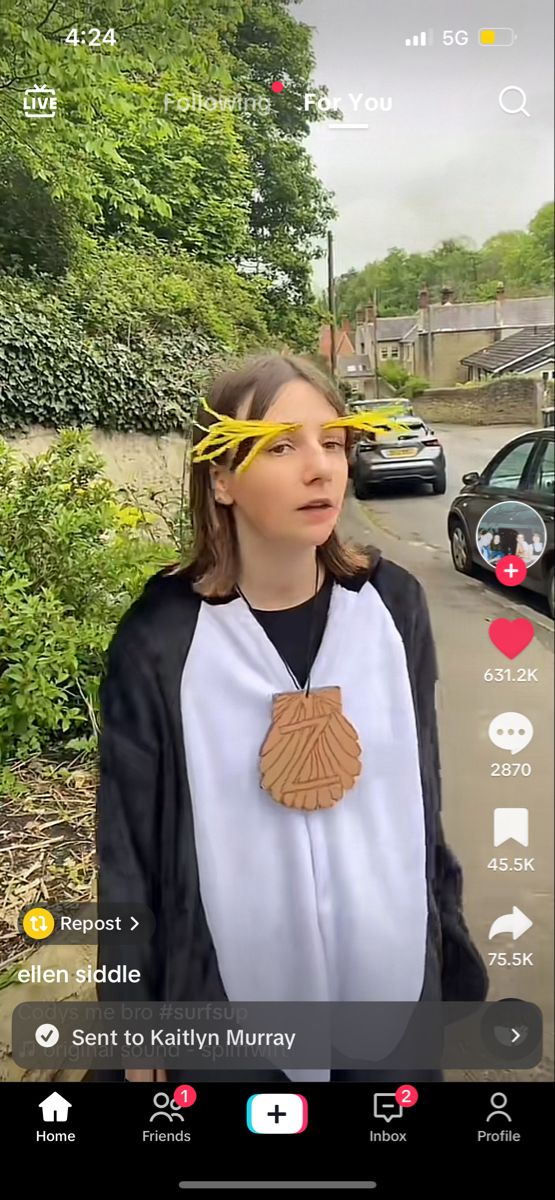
left=39, top=1092, right=72, bottom=1123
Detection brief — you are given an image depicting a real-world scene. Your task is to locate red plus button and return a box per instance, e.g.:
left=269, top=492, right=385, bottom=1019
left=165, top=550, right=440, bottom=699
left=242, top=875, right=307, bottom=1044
left=495, top=555, right=527, bottom=587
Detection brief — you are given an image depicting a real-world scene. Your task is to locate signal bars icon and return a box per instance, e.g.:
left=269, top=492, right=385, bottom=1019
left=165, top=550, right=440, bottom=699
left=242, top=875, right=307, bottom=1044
left=405, top=30, right=433, bottom=47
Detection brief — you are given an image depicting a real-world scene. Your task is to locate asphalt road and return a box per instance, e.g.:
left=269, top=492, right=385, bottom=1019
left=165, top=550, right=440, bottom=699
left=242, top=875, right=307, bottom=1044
left=340, top=423, right=554, bottom=1084
left=363, top=422, right=532, bottom=557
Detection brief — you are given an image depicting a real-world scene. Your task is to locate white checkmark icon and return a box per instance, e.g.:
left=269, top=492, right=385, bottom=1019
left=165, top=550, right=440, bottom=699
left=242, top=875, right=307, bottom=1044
left=35, top=1023, right=60, bottom=1047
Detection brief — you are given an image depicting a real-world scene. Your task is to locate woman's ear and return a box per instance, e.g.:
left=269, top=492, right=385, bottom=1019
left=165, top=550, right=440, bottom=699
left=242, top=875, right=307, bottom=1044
left=210, top=463, right=234, bottom=507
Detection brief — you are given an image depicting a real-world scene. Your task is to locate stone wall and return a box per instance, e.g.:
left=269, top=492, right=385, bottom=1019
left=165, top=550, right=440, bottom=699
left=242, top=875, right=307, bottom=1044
left=1, top=379, right=548, bottom=498
left=3, top=427, right=190, bottom=496
left=413, top=377, right=544, bottom=425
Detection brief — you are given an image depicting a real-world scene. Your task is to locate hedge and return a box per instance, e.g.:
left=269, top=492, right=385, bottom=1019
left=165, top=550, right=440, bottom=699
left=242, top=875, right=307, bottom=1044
left=0, top=289, right=227, bottom=434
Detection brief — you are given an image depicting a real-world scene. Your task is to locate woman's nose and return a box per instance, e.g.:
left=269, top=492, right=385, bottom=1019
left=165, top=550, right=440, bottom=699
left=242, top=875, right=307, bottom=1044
left=301, top=443, right=333, bottom=480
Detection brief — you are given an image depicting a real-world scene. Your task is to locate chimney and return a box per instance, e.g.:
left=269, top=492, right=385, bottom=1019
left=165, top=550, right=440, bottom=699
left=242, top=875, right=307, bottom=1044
left=364, top=302, right=374, bottom=322
left=355, top=305, right=365, bottom=326
left=494, top=282, right=505, bottom=340
left=419, top=285, right=430, bottom=309
left=441, top=286, right=454, bottom=305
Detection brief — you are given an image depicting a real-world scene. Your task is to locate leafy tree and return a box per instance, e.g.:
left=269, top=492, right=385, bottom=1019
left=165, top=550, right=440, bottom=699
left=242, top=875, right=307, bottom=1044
left=0, top=1, right=252, bottom=254
left=336, top=203, right=554, bottom=320
left=221, top=0, right=336, bottom=345
left=0, top=0, right=336, bottom=350
left=0, top=155, right=75, bottom=276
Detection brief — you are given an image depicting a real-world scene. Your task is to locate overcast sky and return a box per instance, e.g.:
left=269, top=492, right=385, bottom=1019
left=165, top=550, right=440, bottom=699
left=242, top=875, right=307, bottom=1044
left=295, top=0, right=554, bottom=289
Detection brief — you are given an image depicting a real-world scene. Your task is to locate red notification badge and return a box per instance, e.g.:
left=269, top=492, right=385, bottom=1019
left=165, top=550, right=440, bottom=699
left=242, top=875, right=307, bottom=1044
left=173, top=1084, right=197, bottom=1108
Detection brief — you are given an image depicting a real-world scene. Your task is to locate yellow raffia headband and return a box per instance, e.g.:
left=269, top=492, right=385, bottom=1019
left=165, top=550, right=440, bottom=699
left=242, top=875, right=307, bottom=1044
left=191, top=397, right=413, bottom=474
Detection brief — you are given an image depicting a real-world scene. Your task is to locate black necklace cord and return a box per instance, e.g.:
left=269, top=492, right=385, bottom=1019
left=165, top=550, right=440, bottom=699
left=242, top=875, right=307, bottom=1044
left=235, top=555, right=322, bottom=696
left=304, top=555, right=321, bottom=697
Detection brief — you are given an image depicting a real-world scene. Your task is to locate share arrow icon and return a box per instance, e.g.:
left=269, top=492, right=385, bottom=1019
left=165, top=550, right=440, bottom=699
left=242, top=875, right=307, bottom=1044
left=130, top=916, right=139, bottom=932
left=488, top=906, right=533, bottom=941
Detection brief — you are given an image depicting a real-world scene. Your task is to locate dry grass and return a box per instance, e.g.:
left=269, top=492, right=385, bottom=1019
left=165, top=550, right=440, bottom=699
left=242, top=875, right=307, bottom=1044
left=0, top=754, right=96, bottom=978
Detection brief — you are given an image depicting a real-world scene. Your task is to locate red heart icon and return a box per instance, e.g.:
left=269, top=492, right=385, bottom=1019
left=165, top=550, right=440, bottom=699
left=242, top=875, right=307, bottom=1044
left=489, top=618, right=534, bottom=659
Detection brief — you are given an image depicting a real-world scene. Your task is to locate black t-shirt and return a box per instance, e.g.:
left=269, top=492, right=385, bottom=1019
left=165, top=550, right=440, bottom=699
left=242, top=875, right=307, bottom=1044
left=250, top=573, right=333, bottom=689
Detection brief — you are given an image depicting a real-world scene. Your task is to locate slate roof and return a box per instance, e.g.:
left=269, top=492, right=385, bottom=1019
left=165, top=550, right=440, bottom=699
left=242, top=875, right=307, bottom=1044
left=337, top=353, right=373, bottom=377
left=461, top=326, right=555, bottom=374
left=375, top=316, right=418, bottom=343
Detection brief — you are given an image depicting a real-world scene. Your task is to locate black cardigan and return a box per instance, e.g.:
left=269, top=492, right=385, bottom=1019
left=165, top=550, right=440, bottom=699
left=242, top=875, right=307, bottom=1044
left=95, top=551, right=489, bottom=1007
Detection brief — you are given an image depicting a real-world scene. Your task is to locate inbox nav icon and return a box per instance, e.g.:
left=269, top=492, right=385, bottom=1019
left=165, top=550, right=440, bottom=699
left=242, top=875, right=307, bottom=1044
left=23, top=85, right=57, bottom=118
left=373, top=1093, right=403, bottom=1123
left=247, top=1093, right=308, bottom=1134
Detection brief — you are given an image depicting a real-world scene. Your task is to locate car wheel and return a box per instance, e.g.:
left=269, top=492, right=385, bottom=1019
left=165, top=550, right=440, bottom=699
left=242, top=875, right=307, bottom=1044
left=432, top=469, right=447, bottom=495
left=450, top=519, right=474, bottom=575
left=548, top=566, right=554, bottom=619
left=353, top=475, right=369, bottom=500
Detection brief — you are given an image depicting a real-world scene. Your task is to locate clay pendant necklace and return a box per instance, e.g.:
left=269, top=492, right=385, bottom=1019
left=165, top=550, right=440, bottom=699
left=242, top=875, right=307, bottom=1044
left=235, top=560, right=362, bottom=812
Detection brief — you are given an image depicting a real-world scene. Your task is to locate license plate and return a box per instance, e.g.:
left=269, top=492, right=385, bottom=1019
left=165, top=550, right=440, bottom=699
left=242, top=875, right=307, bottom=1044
left=383, top=447, right=419, bottom=458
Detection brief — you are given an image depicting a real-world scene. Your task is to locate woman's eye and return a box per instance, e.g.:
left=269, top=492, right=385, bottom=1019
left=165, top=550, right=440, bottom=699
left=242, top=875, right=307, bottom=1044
left=324, top=440, right=345, bottom=449
left=268, top=442, right=293, bottom=455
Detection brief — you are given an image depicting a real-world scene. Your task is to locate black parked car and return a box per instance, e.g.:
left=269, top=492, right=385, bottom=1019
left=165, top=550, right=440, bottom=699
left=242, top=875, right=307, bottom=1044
left=448, top=428, right=555, bottom=616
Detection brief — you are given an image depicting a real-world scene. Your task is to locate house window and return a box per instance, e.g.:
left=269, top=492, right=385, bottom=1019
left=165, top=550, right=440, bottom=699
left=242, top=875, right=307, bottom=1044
left=379, top=346, right=388, bottom=359
left=390, top=345, right=400, bottom=359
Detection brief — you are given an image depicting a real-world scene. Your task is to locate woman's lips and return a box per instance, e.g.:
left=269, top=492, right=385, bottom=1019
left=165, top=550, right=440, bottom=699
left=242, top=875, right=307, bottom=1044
left=297, top=502, right=337, bottom=519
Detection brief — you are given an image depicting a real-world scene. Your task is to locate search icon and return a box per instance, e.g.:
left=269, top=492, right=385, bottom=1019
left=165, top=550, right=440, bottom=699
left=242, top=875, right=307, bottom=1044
left=499, top=85, right=530, bottom=117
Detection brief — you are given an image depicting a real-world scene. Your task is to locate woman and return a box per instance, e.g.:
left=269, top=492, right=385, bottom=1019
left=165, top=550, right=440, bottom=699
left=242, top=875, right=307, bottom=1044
left=515, top=532, right=534, bottom=564
left=477, top=529, right=494, bottom=561
left=94, top=353, right=487, bottom=1084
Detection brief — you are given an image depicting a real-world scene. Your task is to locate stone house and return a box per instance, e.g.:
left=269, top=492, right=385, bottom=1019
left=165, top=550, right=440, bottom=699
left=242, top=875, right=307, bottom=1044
left=335, top=353, right=397, bottom=400
left=354, top=287, right=554, bottom=387
left=354, top=304, right=417, bottom=373
left=461, top=325, right=555, bottom=383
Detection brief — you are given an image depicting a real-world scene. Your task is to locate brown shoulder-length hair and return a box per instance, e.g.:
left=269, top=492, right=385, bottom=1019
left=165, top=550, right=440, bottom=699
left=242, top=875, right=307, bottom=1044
left=173, top=352, right=373, bottom=597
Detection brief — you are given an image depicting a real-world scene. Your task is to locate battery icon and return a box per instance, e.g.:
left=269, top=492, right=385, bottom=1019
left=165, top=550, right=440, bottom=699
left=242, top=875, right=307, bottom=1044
left=479, top=28, right=516, bottom=46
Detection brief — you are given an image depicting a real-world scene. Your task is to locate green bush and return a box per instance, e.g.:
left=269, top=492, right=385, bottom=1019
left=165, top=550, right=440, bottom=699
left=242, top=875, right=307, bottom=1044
left=379, top=362, right=430, bottom=398
left=0, top=431, right=180, bottom=761
left=0, top=280, right=226, bottom=434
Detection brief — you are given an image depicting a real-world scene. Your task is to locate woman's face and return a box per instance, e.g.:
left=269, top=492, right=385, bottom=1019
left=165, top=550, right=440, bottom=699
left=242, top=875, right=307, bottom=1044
left=211, top=379, right=348, bottom=548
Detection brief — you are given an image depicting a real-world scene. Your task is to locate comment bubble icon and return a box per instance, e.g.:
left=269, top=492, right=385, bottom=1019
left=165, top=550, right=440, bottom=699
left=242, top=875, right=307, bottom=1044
left=488, top=712, right=533, bottom=756
left=373, top=1093, right=403, bottom=1123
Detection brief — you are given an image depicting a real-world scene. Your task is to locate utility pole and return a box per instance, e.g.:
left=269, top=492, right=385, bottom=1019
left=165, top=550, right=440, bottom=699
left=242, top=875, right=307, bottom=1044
left=371, top=288, right=380, bottom=398
left=327, top=230, right=337, bottom=379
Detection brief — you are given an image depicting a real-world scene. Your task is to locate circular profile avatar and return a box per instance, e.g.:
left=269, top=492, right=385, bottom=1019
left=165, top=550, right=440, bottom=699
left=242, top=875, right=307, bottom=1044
left=476, top=501, right=547, bottom=568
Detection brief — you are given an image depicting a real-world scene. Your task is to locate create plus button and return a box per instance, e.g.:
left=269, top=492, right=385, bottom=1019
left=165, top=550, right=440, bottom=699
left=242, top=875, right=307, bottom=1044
left=495, top=555, right=527, bottom=587
left=246, top=1093, right=308, bottom=1134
